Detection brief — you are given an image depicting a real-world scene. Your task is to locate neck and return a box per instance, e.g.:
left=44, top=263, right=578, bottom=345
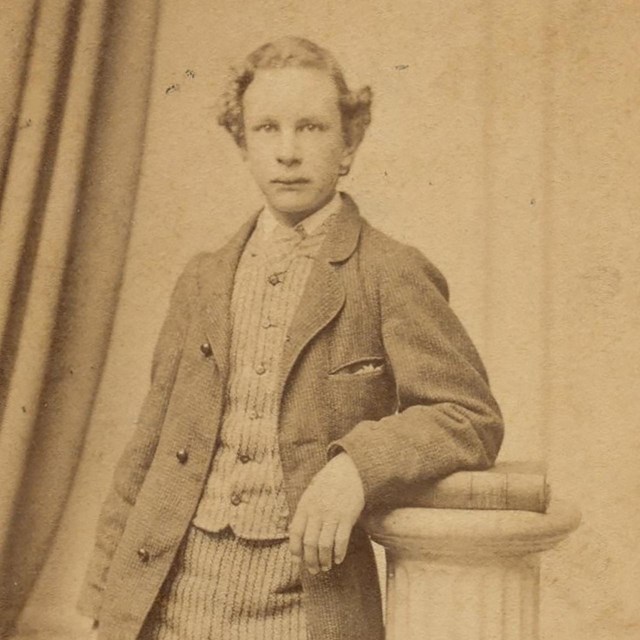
left=269, top=191, right=337, bottom=228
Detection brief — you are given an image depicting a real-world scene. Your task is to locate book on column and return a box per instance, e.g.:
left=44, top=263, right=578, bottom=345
left=395, top=461, right=550, bottom=513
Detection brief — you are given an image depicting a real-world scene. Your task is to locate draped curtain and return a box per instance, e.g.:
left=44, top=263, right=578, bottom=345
left=0, top=1, right=159, bottom=635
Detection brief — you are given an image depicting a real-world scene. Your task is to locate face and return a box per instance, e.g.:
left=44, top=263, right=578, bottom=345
left=241, top=67, right=356, bottom=223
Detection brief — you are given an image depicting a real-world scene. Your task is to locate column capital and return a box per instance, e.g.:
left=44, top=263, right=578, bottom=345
left=364, top=499, right=581, bottom=559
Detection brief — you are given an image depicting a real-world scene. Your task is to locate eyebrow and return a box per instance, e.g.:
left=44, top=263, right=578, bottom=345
left=296, top=117, right=330, bottom=128
left=250, top=115, right=331, bottom=125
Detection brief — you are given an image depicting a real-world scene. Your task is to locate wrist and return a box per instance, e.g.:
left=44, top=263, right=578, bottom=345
left=333, top=452, right=365, bottom=499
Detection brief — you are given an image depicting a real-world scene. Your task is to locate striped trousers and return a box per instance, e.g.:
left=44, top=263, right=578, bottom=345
left=139, top=525, right=307, bottom=640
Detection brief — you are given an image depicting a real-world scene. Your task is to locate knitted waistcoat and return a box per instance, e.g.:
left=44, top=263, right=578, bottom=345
left=192, top=215, right=332, bottom=539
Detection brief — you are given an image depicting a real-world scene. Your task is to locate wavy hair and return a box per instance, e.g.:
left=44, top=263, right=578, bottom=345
left=218, top=37, right=372, bottom=149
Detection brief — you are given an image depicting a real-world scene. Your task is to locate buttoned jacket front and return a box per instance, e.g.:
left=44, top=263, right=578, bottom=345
left=79, top=193, right=504, bottom=640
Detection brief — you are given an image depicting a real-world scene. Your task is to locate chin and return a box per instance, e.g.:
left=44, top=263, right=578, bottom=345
left=268, top=192, right=320, bottom=217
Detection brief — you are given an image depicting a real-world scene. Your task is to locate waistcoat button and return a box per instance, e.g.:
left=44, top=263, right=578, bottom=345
left=255, top=364, right=266, bottom=375
left=239, top=454, right=251, bottom=464
left=176, top=448, right=188, bottom=464
left=230, top=493, right=242, bottom=506
left=137, top=548, right=150, bottom=563
left=200, top=342, right=213, bottom=357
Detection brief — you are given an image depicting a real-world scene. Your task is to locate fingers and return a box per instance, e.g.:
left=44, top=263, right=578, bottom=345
left=288, top=509, right=307, bottom=562
left=303, top=517, right=323, bottom=574
left=290, top=511, right=351, bottom=574
left=333, top=519, right=353, bottom=565
left=318, top=520, right=339, bottom=572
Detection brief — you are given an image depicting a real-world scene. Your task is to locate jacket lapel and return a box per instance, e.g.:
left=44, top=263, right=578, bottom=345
left=197, top=213, right=259, bottom=379
left=279, top=192, right=362, bottom=392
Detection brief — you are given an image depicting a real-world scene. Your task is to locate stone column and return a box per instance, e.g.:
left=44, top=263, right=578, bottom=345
left=364, top=500, right=580, bottom=640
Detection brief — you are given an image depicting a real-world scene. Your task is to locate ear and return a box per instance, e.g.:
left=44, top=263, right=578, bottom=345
left=339, top=142, right=359, bottom=174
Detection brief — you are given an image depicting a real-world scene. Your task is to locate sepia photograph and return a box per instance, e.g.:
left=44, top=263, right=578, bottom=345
left=0, top=1, right=638, bottom=639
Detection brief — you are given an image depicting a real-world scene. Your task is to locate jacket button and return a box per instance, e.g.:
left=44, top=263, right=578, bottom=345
left=137, top=547, right=150, bottom=563
left=230, top=493, right=242, bottom=506
left=238, top=454, right=251, bottom=464
left=200, top=342, right=213, bottom=357
left=268, top=273, right=282, bottom=286
left=176, top=448, right=188, bottom=464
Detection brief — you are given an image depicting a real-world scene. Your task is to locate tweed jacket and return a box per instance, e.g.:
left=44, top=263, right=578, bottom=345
left=78, top=192, right=504, bottom=640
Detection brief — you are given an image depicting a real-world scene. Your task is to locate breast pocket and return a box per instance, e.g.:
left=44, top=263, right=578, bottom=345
left=329, top=356, right=387, bottom=377
left=327, top=356, right=397, bottom=438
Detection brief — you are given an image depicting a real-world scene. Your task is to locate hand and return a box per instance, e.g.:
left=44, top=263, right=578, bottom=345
left=289, top=452, right=365, bottom=574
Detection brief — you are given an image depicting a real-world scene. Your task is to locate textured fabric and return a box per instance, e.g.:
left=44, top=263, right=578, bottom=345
left=139, top=526, right=306, bottom=640
left=78, top=192, right=503, bottom=640
left=193, top=210, right=333, bottom=539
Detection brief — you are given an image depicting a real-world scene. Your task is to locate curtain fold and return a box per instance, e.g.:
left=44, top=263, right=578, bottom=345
left=0, top=1, right=160, bottom=635
left=0, top=1, right=38, bottom=202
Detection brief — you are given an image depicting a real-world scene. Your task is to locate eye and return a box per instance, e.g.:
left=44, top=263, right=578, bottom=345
left=298, top=122, right=325, bottom=132
left=254, top=123, right=278, bottom=133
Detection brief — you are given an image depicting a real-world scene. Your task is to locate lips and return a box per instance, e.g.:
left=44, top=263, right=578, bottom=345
left=271, top=178, right=311, bottom=185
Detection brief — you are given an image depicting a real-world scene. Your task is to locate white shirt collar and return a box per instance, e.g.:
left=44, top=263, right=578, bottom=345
left=258, top=191, right=342, bottom=238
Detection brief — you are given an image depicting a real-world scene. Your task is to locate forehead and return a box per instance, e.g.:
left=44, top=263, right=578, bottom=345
left=243, top=67, right=340, bottom=119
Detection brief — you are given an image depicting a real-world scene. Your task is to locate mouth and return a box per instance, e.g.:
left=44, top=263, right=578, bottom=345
left=271, top=178, right=311, bottom=186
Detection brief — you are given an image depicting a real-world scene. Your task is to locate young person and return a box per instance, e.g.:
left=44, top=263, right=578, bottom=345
left=79, top=36, right=503, bottom=640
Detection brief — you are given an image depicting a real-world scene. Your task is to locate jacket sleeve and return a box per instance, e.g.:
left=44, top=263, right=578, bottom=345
left=77, top=254, right=202, bottom=620
left=330, top=246, right=504, bottom=508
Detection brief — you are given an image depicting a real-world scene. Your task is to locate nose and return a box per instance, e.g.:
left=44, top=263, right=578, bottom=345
left=276, top=130, right=301, bottom=167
